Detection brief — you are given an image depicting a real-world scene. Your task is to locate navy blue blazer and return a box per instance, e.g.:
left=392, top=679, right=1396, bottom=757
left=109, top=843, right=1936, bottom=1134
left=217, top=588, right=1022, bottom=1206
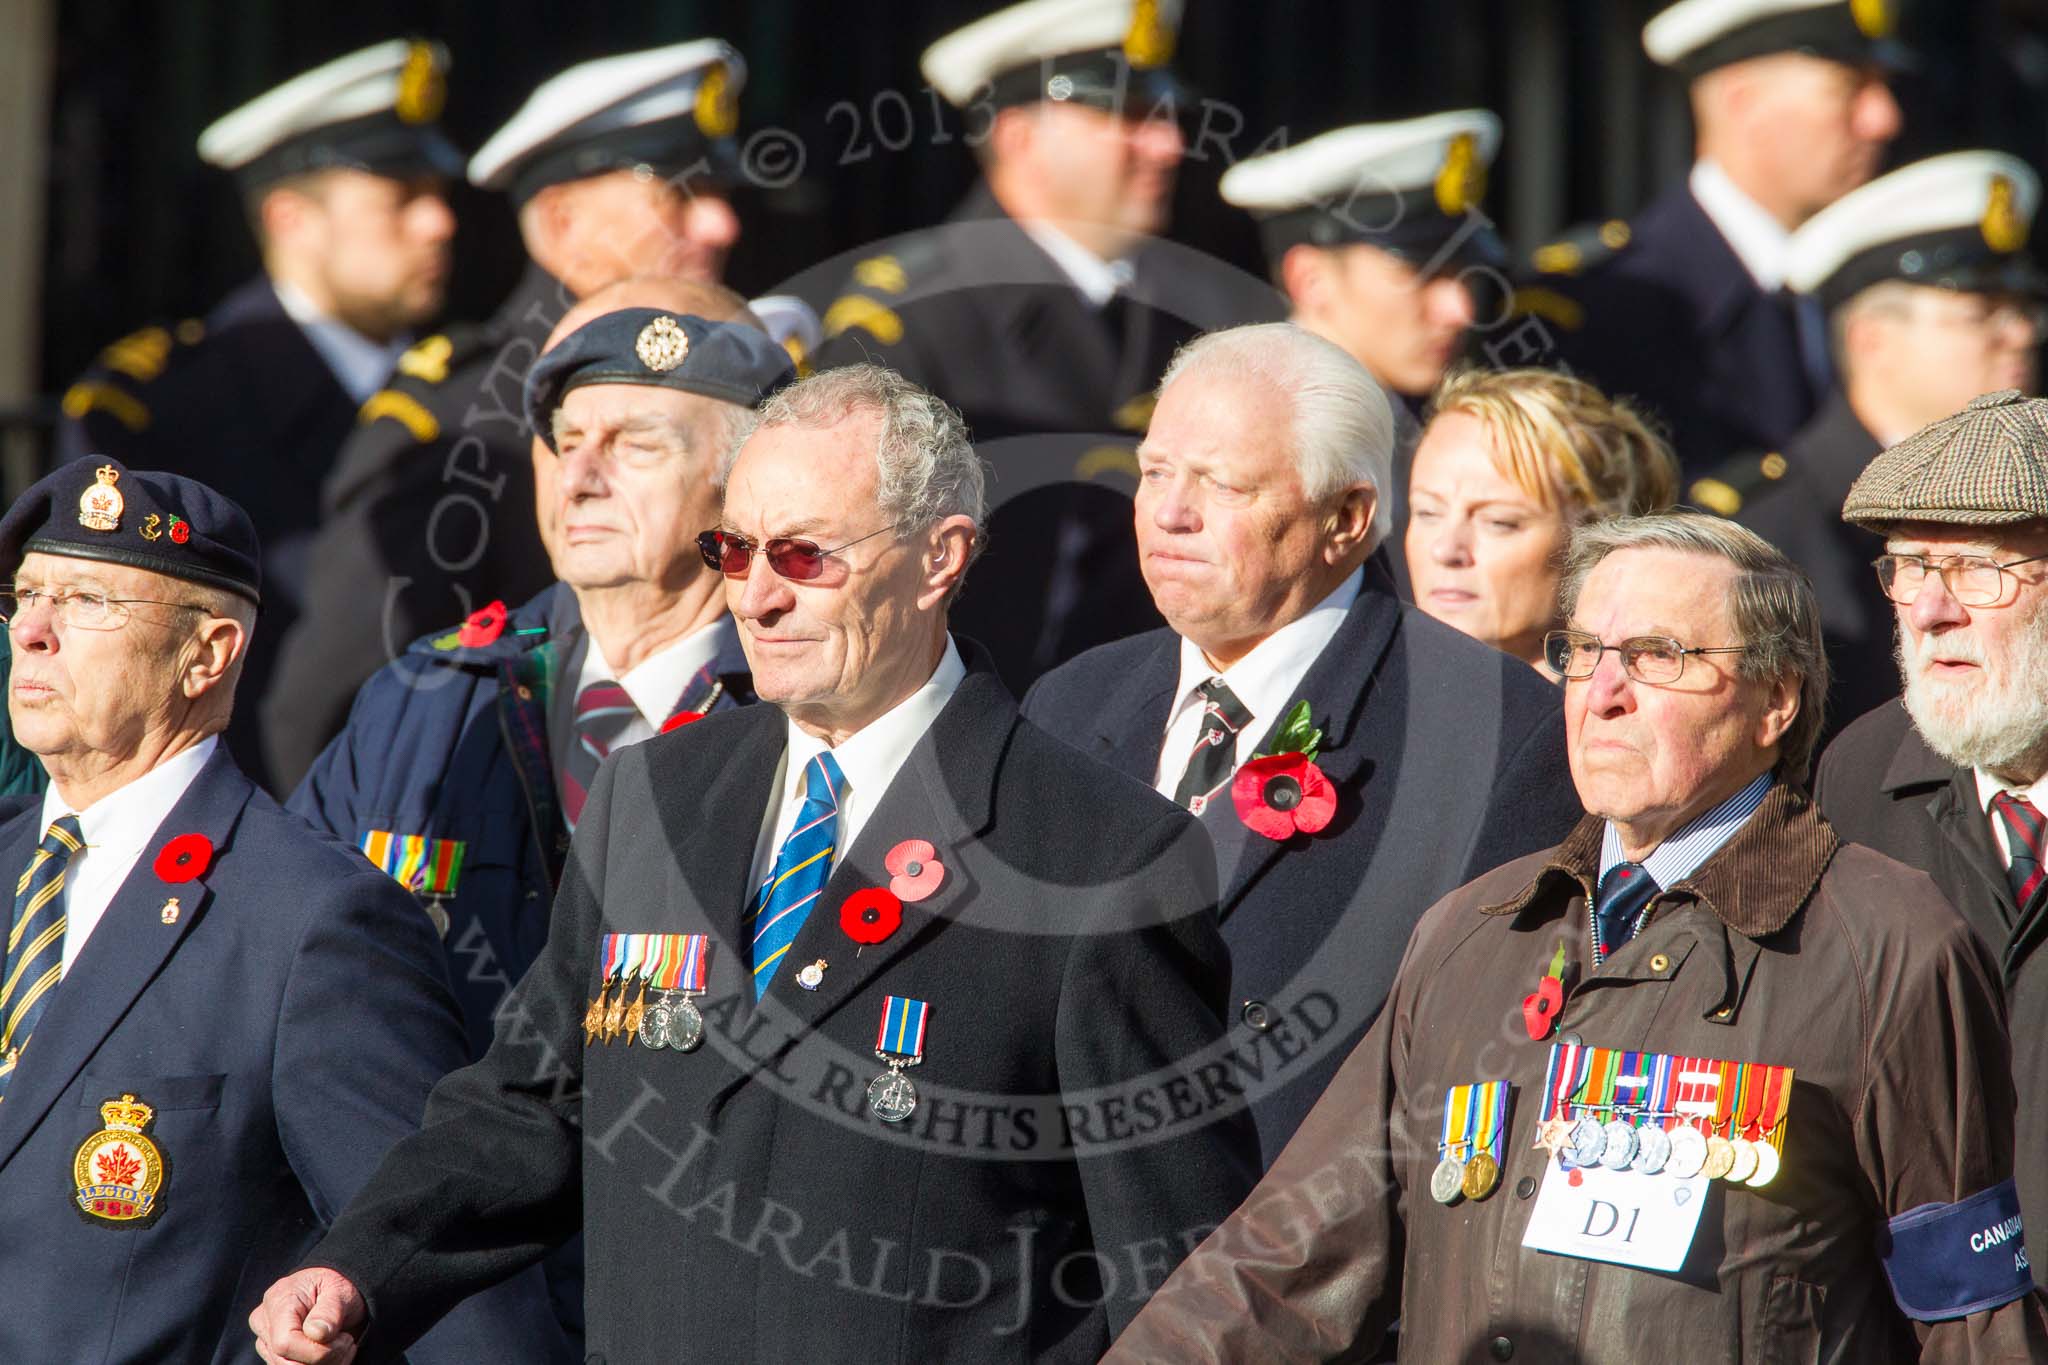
left=0, top=746, right=567, bottom=1364
left=1022, top=568, right=1583, bottom=1160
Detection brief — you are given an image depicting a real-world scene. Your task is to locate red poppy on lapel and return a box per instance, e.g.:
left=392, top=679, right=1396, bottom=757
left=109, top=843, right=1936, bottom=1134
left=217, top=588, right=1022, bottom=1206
left=1522, top=942, right=1569, bottom=1041
left=457, top=599, right=508, bottom=648
left=660, top=711, right=705, bottom=734
left=154, top=833, right=213, bottom=882
left=840, top=887, right=904, bottom=946
left=884, top=839, right=944, bottom=902
left=1233, top=753, right=1336, bottom=840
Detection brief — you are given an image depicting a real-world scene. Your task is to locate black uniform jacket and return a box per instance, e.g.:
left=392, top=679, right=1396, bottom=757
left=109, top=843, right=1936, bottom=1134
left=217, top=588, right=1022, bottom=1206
left=302, top=648, right=1263, bottom=1363
left=1022, top=562, right=1582, bottom=1161
left=1817, top=699, right=2048, bottom=1288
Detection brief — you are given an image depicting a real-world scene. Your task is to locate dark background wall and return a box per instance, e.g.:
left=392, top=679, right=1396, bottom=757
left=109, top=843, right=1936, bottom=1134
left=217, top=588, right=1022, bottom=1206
left=38, top=0, right=2048, bottom=391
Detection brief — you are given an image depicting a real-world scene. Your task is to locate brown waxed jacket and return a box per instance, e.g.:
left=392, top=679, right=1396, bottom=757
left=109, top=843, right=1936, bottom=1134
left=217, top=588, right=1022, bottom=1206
left=1108, top=784, right=2048, bottom=1363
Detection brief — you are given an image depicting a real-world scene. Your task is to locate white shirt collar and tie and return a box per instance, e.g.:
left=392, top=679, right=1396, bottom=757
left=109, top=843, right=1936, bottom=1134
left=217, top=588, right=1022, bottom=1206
left=35, top=736, right=217, bottom=973
left=1019, top=220, right=1136, bottom=309
left=271, top=278, right=409, bottom=404
left=1153, top=568, right=1361, bottom=802
left=1689, top=160, right=1793, bottom=291
left=1972, top=767, right=2048, bottom=866
left=1597, top=772, right=1774, bottom=892
left=551, top=614, right=742, bottom=784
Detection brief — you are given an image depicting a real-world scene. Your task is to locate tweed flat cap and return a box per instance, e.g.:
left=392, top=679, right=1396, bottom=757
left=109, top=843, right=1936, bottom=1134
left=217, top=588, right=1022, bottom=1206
left=1842, top=389, right=2048, bottom=528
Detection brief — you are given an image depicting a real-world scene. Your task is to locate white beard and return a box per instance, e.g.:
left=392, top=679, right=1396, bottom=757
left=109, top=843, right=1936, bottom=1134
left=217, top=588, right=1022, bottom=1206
left=1899, top=598, right=2048, bottom=773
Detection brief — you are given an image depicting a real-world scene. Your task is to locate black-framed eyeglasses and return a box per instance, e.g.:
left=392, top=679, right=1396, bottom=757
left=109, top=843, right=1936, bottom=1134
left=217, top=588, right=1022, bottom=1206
left=1543, top=629, right=1748, bottom=685
left=696, top=524, right=901, bottom=582
left=1872, top=552, right=2048, bottom=607
left=0, top=587, right=206, bottom=632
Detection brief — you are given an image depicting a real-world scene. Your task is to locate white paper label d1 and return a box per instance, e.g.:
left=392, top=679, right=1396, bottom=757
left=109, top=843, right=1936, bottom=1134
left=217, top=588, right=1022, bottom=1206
left=1521, top=1159, right=1709, bottom=1273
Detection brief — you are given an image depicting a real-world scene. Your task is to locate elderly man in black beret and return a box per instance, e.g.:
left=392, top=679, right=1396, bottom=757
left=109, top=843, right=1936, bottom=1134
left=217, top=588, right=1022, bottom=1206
left=0, top=460, right=566, bottom=1361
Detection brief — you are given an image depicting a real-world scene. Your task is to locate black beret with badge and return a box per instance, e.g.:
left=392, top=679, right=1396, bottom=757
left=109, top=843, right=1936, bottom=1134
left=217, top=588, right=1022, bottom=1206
left=921, top=0, right=1184, bottom=114
left=524, top=310, right=797, bottom=451
left=467, top=40, right=746, bottom=205
left=1220, top=110, right=1507, bottom=272
left=1642, top=0, right=1905, bottom=81
left=0, top=459, right=262, bottom=604
left=196, top=39, right=461, bottom=191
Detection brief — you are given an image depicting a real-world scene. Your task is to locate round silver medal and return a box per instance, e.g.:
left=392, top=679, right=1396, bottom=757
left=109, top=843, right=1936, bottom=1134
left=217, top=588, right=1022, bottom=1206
left=637, top=994, right=674, bottom=1050
left=1569, top=1117, right=1608, bottom=1168
left=1725, top=1137, right=1759, bottom=1184
left=1666, top=1125, right=1709, bottom=1179
left=665, top=997, right=705, bottom=1052
left=1429, top=1156, right=1466, bottom=1205
left=1599, top=1120, right=1638, bottom=1170
left=1632, top=1123, right=1673, bottom=1174
left=868, top=1068, right=918, bottom=1123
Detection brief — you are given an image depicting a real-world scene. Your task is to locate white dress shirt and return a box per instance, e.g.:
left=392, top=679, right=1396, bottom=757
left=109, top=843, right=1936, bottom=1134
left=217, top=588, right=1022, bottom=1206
left=1689, top=160, right=1794, bottom=291
left=747, top=638, right=966, bottom=897
left=1153, top=569, right=1362, bottom=799
left=272, top=279, right=408, bottom=404
left=1020, top=220, right=1135, bottom=308
left=37, top=736, right=217, bottom=972
left=1972, top=767, right=2048, bottom=866
left=1598, top=771, right=1773, bottom=890
left=551, top=615, right=741, bottom=780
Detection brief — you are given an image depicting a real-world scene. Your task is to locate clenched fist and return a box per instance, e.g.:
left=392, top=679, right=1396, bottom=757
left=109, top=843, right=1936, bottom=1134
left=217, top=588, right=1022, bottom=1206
left=250, top=1266, right=367, bottom=1364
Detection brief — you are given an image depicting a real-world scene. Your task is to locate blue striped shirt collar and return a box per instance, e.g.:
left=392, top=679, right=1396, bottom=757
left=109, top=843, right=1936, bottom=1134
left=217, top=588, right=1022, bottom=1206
left=1599, top=772, right=1774, bottom=892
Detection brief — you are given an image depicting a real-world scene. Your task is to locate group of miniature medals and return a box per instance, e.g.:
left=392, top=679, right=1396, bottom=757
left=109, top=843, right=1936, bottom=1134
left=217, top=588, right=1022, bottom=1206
left=585, top=933, right=709, bottom=1050
left=1432, top=1080, right=1510, bottom=1203
left=1533, top=1041, right=1793, bottom=1187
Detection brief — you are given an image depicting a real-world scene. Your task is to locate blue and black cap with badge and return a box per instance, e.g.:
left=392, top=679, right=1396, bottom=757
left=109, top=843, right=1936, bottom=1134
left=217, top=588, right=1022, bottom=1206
left=922, top=0, right=1185, bottom=115
left=197, top=39, right=462, bottom=191
left=1643, top=0, right=1907, bottom=81
left=0, top=459, right=262, bottom=605
left=468, top=40, right=747, bottom=205
left=1220, top=111, right=1507, bottom=272
left=524, top=309, right=797, bottom=451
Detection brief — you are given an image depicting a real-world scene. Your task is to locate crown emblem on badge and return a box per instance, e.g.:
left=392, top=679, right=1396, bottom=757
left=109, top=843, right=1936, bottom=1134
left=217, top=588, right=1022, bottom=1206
left=78, top=464, right=124, bottom=532
left=395, top=41, right=446, bottom=125
left=1983, top=175, right=2027, bottom=253
left=1123, top=0, right=1176, bottom=70
left=1435, top=132, right=1485, bottom=217
left=73, top=1093, right=167, bottom=1225
left=694, top=62, right=739, bottom=139
left=636, top=316, right=691, bottom=372
left=1852, top=0, right=1895, bottom=40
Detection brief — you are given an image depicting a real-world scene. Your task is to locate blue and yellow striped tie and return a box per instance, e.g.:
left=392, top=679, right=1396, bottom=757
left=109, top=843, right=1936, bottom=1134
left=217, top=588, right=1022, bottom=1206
left=0, top=816, right=84, bottom=1098
left=748, top=752, right=843, bottom=997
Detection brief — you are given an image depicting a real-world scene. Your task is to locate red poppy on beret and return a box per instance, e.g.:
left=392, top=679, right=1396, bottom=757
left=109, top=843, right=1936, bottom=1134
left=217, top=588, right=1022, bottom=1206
left=1232, top=753, right=1336, bottom=841
left=154, top=833, right=213, bottom=883
left=840, top=887, right=903, bottom=946
left=884, top=839, right=944, bottom=902
left=457, top=600, right=508, bottom=648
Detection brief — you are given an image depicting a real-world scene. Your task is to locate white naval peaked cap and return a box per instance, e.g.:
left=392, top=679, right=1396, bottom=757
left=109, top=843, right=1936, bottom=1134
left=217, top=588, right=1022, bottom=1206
left=1643, top=0, right=1898, bottom=75
left=197, top=39, right=457, bottom=181
left=468, top=39, right=745, bottom=198
left=920, top=0, right=1184, bottom=108
left=1786, top=150, right=2044, bottom=304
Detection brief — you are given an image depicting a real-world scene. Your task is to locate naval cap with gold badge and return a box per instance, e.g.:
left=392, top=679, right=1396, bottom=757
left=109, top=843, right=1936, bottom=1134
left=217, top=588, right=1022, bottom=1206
left=196, top=39, right=461, bottom=191
left=1643, top=0, right=1907, bottom=79
left=1220, top=110, right=1507, bottom=273
left=921, top=0, right=1185, bottom=113
left=0, top=458, right=262, bottom=605
left=468, top=39, right=746, bottom=205
left=1787, top=151, right=2046, bottom=314
left=1842, top=390, right=2048, bottom=530
left=523, top=309, right=797, bottom=452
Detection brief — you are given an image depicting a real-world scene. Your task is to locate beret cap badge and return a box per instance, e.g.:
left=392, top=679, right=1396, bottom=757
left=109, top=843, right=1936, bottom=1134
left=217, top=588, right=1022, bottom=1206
left=636, top=315, right=691, bottom=373
left=78, top=465, right=124, bottom=533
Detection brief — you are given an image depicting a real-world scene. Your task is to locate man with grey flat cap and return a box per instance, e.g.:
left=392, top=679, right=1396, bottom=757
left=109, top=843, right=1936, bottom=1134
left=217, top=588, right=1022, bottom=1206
left=0, top=459, right=564, bottom=1362
left=265, top=39, right=773, bottom=792
left=1704, top=151, right=2048, bottom=748
left=1817, top=388, right=2048, bottom=1287
left=57, top=39, right=462, bottom=792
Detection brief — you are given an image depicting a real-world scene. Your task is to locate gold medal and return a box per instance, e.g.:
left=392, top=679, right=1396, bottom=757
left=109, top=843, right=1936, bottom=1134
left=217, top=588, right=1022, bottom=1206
left=623, top=979, right=648, bottom=1047
left=583, top=982, right=609, bottom=1047
left=602, top=984, right=629, bottom=1043
left=1701, top=1134, right=1736, bottom=1181
left=1460, top=1151, right=1501, bottom=1200
left=73, top=1094, right=167, bottom=1225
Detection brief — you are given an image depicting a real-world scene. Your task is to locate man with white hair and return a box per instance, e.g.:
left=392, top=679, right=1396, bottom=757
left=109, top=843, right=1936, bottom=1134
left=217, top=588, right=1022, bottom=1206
left=1025, top=323, right=1579, bottom=1161
left=252, top=364, right=1259, bottom=1363
left=1816, top=389, right=2048, bottom=1286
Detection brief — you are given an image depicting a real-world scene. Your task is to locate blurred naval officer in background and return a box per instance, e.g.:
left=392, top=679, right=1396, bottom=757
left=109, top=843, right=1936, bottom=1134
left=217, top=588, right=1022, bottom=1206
left=56, top=40, right=461, bottom=792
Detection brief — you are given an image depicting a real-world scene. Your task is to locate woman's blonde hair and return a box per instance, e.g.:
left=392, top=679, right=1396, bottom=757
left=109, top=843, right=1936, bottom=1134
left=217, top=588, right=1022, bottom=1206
left=1424, top=367, right=1679, bottom=523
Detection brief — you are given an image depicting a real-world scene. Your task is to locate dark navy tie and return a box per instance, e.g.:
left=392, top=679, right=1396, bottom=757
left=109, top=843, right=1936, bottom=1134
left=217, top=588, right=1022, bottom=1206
left=0, top=815, right=85, bottom=1097
left=1594, top=861, right=1658, bottom=960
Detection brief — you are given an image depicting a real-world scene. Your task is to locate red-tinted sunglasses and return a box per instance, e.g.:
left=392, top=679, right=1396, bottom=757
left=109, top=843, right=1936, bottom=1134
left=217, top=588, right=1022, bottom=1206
left=696, top=524, right=900, bottom=581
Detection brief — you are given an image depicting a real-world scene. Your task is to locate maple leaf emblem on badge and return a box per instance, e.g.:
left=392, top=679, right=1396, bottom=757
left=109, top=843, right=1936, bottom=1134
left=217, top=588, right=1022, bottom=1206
left=97, top=1144, right=141, bottom=1187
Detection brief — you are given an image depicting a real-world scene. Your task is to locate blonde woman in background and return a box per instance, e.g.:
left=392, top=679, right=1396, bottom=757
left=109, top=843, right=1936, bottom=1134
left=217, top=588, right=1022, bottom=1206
left=1406, top=367, right=1679, bottom=676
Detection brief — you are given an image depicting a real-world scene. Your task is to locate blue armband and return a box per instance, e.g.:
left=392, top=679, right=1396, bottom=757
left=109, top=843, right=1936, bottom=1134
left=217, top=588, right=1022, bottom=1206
left=1879, top=1179, right=2034, bottom=1322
